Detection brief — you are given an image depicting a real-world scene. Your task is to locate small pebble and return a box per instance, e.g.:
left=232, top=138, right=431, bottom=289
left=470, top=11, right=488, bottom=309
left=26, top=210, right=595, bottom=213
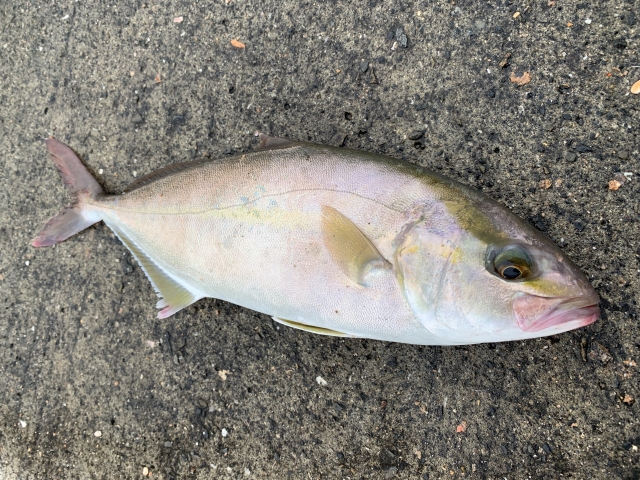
left=631, top=80, right=640, bottom=94
left=408, top=130, right=424, bottom=141
left=221, top=428, right=228, bottom=437
left=575, top=143, right=592, bottom=153
left=395, top=27, right=407, bottom=48
left=98, top=168, right=104, bottom=174
left=608, top=180, right=622, bottom=191
left=244, top=468, right=251, bottom=476
left=360, top=60, right=369, bottom=72
left=94, top=430, right=102, bottom=437
left=316, top=375, right=328, bottom=386
left=164, top=441, right=172, bottom=447
left=510, top=71, right=531, bottom=86
left=584, top=18, right=592, bottom=24
left=499, top=52, right=511, bottom=68
left=25, top=261, right=29, bottom=266
left=173, top=16, right=183, bottom=23
left=143, top=467, right=149, bottom=476
left=19, top=420, right=27, bottom=428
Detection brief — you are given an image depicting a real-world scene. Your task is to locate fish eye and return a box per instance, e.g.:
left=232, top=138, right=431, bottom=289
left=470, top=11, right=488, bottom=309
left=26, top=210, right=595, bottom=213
left=489, top=245, right=532, bottom=281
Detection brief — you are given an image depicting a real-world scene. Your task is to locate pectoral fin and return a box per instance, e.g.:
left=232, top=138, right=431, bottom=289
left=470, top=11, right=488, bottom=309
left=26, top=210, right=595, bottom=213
left=106, top=222, right=201, bottom=319
left=272, top=317, right=349, bottom=337
left=321, top=206, right=391, bottom=285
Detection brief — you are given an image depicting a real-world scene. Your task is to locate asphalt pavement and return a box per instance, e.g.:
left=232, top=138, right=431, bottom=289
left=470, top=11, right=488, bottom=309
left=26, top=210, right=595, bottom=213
left=0, top=0, right=638, bottom=478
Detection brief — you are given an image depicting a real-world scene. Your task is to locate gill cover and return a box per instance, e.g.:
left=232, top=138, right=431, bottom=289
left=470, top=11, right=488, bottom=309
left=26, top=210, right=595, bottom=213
left=393, top=216, right=466, bottom=342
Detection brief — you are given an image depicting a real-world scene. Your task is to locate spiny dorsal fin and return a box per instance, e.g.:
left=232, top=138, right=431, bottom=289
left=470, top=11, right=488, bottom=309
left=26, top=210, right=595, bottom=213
left=256, top=132, right=298, bottom=151
left=320, top=206, right=391, bottom=285
left=272, top=317, right=349, bottom=337
left=105, top=221, right=200, bottom=318
left=123, top=158, right=212, bottom=193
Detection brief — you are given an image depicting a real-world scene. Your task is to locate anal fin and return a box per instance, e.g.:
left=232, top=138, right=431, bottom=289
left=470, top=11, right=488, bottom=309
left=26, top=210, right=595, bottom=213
left=272, top=317, right=349, bottom=337
left=106, top=222, right=200, bottom=319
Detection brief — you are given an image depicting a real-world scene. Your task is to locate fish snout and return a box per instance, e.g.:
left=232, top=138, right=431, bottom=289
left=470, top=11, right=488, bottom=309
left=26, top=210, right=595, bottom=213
left=513, top=293, right=600, bottom=333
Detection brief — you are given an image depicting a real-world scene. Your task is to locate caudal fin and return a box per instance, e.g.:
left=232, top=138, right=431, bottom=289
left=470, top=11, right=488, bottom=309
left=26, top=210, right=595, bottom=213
left=32, top=138, right=105, bottom=247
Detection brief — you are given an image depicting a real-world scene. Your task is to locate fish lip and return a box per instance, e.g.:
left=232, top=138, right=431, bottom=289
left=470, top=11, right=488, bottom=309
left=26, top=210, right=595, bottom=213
left=517, top=300, right=600, bottom=333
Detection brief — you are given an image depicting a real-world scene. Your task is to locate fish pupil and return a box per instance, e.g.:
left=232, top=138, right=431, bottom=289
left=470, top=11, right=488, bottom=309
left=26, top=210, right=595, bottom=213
left=502, top=266, right=522, bottom=279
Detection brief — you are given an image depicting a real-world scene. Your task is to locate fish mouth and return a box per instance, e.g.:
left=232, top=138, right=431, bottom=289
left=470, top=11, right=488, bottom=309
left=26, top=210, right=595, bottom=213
left=514, top=295, right=600, bottom=333
left=522, top=303, right=600, bottom=333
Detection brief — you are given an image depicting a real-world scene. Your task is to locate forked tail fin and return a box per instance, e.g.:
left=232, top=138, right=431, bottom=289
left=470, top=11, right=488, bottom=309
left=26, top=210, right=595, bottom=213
left=32, top=138, right=105, bottom=247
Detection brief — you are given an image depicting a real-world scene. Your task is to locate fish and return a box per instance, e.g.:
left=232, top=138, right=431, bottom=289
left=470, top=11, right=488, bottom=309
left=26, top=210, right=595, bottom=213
left=32, top=135, right=600, bottom=345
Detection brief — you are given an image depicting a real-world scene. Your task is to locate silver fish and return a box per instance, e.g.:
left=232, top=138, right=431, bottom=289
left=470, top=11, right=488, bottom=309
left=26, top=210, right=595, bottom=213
left=32, top=135, right=599, bottom=345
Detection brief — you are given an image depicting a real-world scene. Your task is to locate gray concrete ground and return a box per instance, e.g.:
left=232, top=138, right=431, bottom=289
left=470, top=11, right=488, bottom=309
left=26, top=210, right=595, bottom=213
left=1, top=0, right=639, bottom=478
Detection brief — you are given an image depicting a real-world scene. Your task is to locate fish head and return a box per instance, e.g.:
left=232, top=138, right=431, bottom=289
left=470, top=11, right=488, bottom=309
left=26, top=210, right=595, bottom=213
left=481, top=240, right=600, bottom=337
left=395, top=198, right=599, bottom=344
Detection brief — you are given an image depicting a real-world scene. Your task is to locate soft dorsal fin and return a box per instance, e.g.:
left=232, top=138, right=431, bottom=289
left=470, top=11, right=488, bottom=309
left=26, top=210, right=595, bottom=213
left=320, top=206, right=392, bottom=285
left=105, top=221, right=201, bottom=318
left=123, top=158, right=212, bottom=193
left=256, top=132, right=298, bottom=151
left=125, top=134, right=297, bottom=193
left=272, top=317, right=349, bottom=337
